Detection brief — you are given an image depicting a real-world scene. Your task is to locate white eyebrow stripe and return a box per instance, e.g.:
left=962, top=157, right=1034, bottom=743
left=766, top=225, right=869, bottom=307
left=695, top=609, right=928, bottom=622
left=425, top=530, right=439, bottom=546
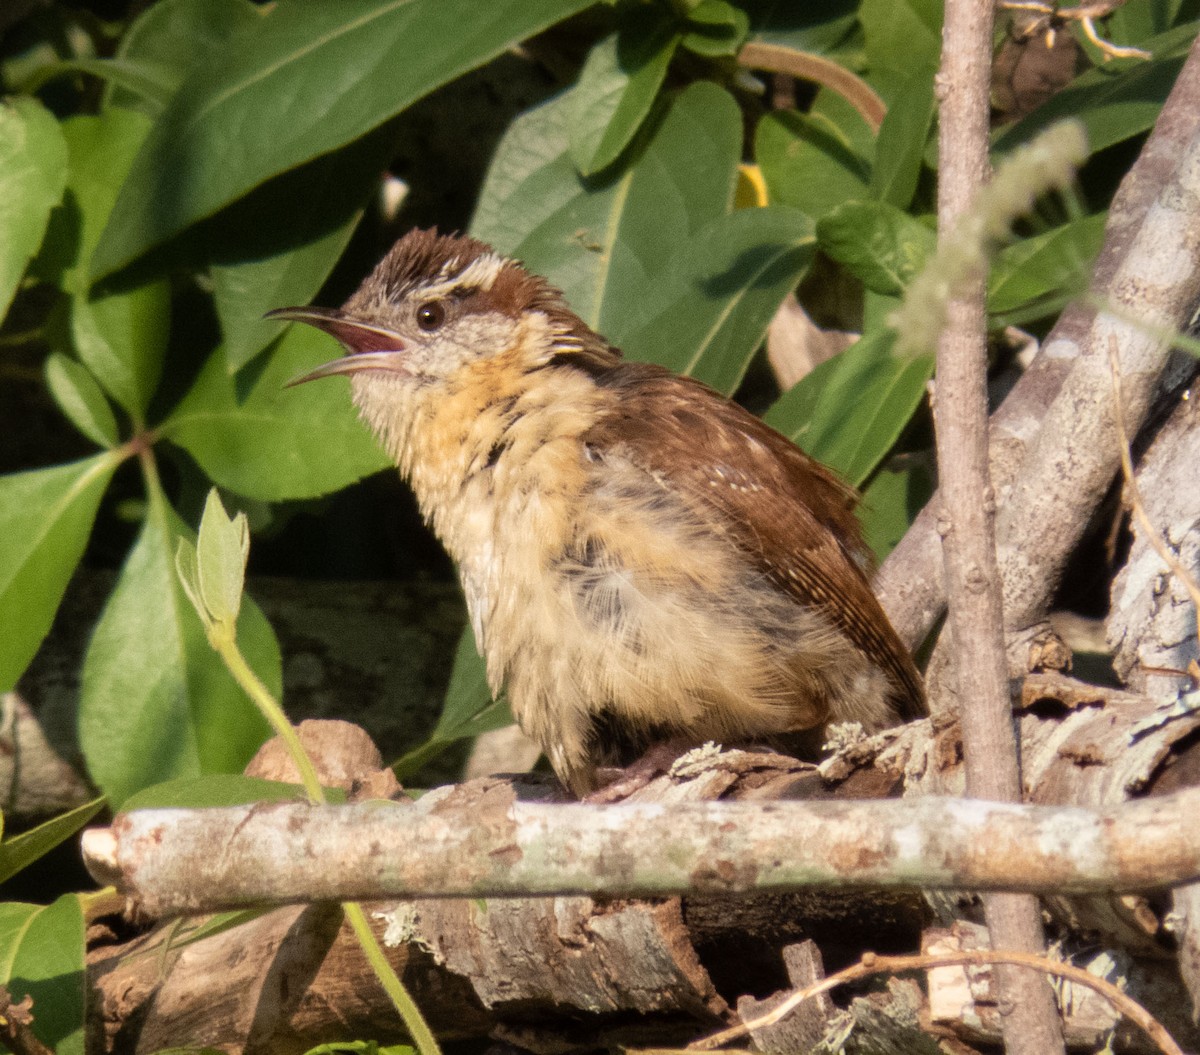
left=422, top=253, right=506, bottom=298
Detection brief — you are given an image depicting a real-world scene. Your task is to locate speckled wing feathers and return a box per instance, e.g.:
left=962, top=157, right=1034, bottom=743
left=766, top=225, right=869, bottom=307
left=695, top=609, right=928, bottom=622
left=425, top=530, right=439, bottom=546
left=581, top=362, right=926, bottom=721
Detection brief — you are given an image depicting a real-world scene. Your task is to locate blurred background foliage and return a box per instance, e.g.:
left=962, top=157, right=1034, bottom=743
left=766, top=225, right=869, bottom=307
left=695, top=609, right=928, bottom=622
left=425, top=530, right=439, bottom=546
left=0, top=1, right=1196, bottom=1046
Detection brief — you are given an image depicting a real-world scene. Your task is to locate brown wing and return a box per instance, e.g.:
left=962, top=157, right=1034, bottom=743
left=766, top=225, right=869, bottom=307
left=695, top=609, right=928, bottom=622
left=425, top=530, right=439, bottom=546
left=581, top=360, right=926, bottom=720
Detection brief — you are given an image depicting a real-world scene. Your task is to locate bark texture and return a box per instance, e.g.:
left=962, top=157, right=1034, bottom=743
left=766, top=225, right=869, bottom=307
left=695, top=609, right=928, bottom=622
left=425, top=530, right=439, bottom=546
left=85, top=696, right=1200, bottom=1053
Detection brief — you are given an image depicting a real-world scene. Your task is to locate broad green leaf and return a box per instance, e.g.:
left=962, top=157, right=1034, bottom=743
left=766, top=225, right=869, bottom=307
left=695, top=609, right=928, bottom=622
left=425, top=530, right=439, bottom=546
left=195, top=489, right=249, bottom=627
left=162, top=325, right=389, bottom=501
left=682, top=0, right=750, bottom=57
left=622, top=206, right=815, bottom=394
left=993, top=23, right=1198, bottom=157
left=598, top=83, right=742, bottom=345
left=757, top=107, right=871, bottom=219
left=122, top=774, right=308, bottom=810
left=34, top=108, right=153, bottom=293
left=44, top=353, right=120, bottom=448
left=0, top=455, right=117, bottom=692
left=817, top=200, right=936, bottom=297
left=568, top=18, right=680, bottom=177
left=394, top=625, right=513, bottom=781
left=763, top=329, right=933, bottom=486
left=870, top=68, right=935, bottom=208
left=0, top=895, right=86, bottom=1055
left=0, top=798, right=105, bottom=885
left=175, top=537, right=204, bottom=627
left=106, top=0, right=261, bottom=114
left=31, top=57, right=177, bottom=111
left=91, top=0, right=593, bottom=278
left=432, top=626, right=512, bottom=742
left=473, top=81, right=741, bottom=344
left=70, top=276, right=170, bottom=422
left=207, top=119, right=399, bottom=372
left=0, top=97, right=68, bottom=322
left=78, top=489, right=276, bottom=809
left=858, top=458, right=934, bottom=561
left=743, top=0, right=859, bottom=55
left=858, top=0, right=942, bottom=99
left=31, top=109, right=168, bottom=420
left=809, top=87, right=877, bottom=166
left=1104, top=0, right=1190, bottom=45
left=988, top=212, right=1107, bottom=317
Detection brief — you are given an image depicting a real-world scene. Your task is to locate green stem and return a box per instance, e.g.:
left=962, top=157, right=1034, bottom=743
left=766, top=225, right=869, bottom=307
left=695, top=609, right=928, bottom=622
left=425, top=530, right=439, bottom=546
left=344, top=901, right=443, bottom=1055
left=209, top=625, right=326, bottom=806
left=202, top=600, right=441, bottom=1055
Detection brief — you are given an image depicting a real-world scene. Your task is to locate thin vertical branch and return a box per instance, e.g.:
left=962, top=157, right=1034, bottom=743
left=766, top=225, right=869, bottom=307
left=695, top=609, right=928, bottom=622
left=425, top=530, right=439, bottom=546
left=934, top=1, right=1066, bottom=1053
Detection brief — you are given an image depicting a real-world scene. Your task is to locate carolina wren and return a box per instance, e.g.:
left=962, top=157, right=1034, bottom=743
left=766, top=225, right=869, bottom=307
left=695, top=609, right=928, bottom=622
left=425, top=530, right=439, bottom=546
left=270, top=229, right=926, bottom=795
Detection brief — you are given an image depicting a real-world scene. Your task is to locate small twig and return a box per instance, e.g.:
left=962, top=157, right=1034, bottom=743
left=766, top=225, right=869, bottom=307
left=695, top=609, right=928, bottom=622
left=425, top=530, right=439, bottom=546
left=934, top=0, right=1066, bottom=1049
left=0, top=988, right=53, bottom=1055
left=1108, top=337, right=1200, bottom=647
left=688, top=949, right=1183, bottom=1055
left=1000, top=0, right=1152, bottom=60
left=737, top=41, right=886, bottom=131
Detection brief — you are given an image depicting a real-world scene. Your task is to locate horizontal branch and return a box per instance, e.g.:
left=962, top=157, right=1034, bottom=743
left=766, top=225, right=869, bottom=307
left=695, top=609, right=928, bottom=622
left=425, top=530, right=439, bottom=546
left=84, top=782, right=1200, bottom=918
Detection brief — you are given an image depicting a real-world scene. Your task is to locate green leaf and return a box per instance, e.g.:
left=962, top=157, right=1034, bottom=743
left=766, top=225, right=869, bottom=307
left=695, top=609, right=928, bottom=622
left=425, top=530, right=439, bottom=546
left=1103, top=0, right=1190, bottom=45
left=0, top=455, right=117, bottom=692
left=161, top=324, right=390, bottom=501
left=70, top=277, right=170, bottom=422
left=32, top=57, right=178, bottom=111
left=0, top=798, right=105, bottom=886
left=568, top=19, right=680, bottom=177
left=682, top=0, right=750, bottom=57
left=858, top=0, right=942, bottom=100
left=0, top=895, right=86, bottom=1055
left=988, top=212, right=1107, bottom=316
left=105, top=0, right=261, bottom=115
left=763, top=329, right=933, bottom=486
left=31, top=109, right=169, bottom=420
left=622, top=206, right=816, bottom=394
left=78, top=488, right=276, bottom=809
left=175, top=536, right=204, bottom=626
left=207, top=119, right=399, bottom=372
left=121, top=774, right=307, bottom=810
left=34, top=108, right=153, bottom=294
left=473, top=82, right=741, bottom=343
left=870, top=68, right=935, bottom=208
left=756, top=107, right=871, bottom=219
left=394, top=625, right=514, bottom=781
left=744, top=0, right=858, bottom=55
left=0, top=97, right=68, bottom=323
left=858, top=458, right=934, bottom=561
left=432, top=626, right=511, bottom=742
left=993, top=22, right=1198, bottom=158
left=43, top=353, right=120, bottom=448
left=195, top=489, right=249, bottom=627
left=817, top=200, right=936, bottom=297
left=91, top=0, right=593, bottom=278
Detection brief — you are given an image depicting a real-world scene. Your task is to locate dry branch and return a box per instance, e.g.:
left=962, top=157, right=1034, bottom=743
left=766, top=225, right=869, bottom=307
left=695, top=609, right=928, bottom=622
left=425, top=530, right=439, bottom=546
left=83, top=777, right=1200, bottom=916
left=877, top=31, right=1200, bottom=655
left=85, top=697, right=1200, bottom=1053
left=693, top=946, right=1182, bottom=1055
left=1107, top=380, right=1200, bottom=696
left=933, top=0, right=1063, bottom=1047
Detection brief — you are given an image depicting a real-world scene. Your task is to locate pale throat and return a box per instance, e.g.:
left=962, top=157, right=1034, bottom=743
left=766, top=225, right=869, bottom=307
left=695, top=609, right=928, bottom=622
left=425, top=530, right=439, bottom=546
left=347, top=318, right=607, bottom=561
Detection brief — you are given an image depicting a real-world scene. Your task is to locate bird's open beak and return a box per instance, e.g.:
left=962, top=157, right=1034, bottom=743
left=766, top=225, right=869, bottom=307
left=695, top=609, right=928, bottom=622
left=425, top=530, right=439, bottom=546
left=266, top=306, right=409, bottom=387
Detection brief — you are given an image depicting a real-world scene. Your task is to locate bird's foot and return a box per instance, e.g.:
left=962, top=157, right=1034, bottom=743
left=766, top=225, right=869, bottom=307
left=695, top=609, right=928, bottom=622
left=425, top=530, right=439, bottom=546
left=582, top=738, right=700, bottom=803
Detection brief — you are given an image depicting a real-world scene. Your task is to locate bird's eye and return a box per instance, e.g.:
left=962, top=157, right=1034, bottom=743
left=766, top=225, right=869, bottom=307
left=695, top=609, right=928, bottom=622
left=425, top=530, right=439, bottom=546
left=416, top=300, right=446, bottom=332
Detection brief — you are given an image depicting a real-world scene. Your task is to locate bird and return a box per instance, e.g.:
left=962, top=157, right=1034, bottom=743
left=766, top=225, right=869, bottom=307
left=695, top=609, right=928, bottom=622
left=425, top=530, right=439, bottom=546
left=268, top=228, right=926, bottom=796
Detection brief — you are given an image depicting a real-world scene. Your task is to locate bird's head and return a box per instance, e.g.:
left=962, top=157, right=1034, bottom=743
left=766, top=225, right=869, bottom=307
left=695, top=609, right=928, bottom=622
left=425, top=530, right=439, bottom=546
left=268, top=229, right=611, bottom=392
